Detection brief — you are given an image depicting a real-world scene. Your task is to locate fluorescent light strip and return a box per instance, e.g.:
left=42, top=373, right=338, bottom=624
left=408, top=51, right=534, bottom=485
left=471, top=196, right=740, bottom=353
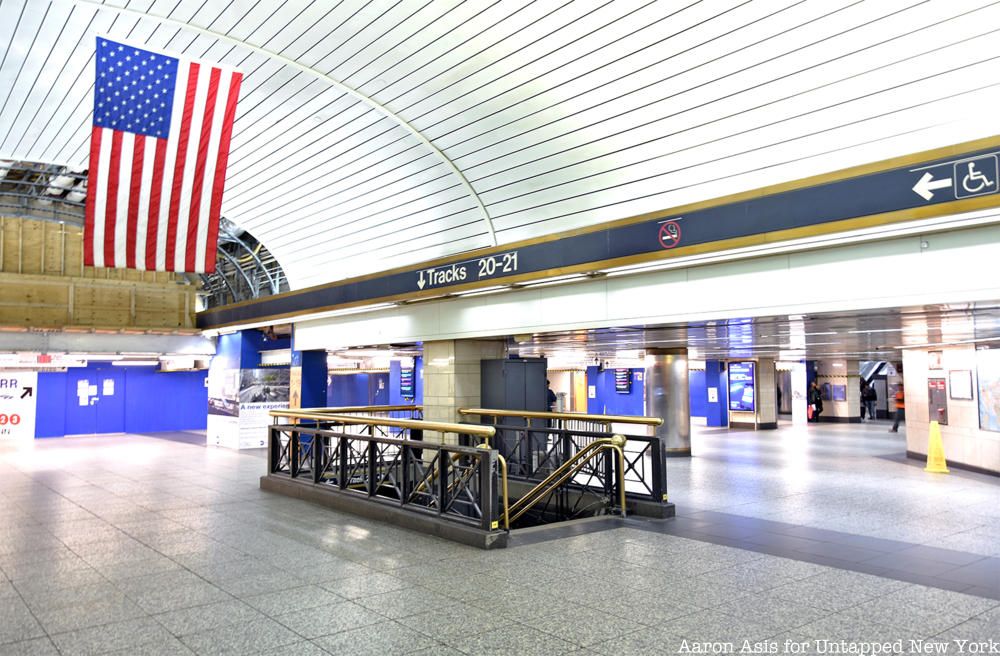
left=454, top=285, right=510, bottom=297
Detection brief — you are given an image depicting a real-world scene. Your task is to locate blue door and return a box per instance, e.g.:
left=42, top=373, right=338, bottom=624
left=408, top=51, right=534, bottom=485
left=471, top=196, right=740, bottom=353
left=62, top=367, right=125, bottom=435
left=64, top=369, right=97, bottom=435
left=94, top=369, right=125, bottom=433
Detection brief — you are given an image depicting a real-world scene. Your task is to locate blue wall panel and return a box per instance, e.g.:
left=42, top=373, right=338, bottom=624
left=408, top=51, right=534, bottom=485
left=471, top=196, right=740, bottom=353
left=123, top=368, right=207, bottom=433
left=415, top=357, right=423, bottom=405
left=371, top=373, right=389, bottom=405
left=241, top=329, right=290, bottom=367
left=704, top=360, right=729, bottom=427
left=689, top=369, right=707, bottom=418
left=586, top=367, right=645, bottom=415
left=35, top=364, right=207, bottom=438
left=36, top=371, right=67, bottom=438
left=298, top=350, right=327, bottom=408
left=328, top=373, right=371, bottom=406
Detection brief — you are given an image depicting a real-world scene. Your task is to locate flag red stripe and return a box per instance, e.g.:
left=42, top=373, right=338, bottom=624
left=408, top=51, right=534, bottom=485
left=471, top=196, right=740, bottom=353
left=145, top=138, right=167, bottom=270
left=84, top=126, right=102, bottom=267
left=205, top=72, right=242, bottom=273
left=186, top=66, right=220, bottom=272
left=125, top=136, right=145, bottom=269
left=165, top=62, right=200, bottom=272
left=103, top=130, right=124, bottom=267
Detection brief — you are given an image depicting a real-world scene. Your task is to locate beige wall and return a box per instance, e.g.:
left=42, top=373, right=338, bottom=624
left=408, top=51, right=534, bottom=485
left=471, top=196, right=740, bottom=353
left=422, top=338, right=505, bottom=444
left=757, top=359, right=777, bottom=425
left=903, top=347, right=1000, bottom=474
left=815, top=359, right=861, bottom=420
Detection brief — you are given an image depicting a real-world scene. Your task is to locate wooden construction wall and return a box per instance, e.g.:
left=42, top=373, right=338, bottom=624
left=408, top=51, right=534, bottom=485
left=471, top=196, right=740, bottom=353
left=0, top=217, right=197, bottom=329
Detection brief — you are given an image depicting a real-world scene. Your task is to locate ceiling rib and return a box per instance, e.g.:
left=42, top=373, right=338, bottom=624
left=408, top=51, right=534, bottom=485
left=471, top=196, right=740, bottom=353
left=65, top=0, right=499, bottom=248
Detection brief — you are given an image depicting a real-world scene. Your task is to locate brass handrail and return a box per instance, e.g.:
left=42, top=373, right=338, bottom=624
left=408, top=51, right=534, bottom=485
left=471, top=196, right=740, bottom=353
left=506, top=435, right=628, bottom=524
left=293, top=405, right=423, bottom=414
left=498, top=454, right=510, bottom=530
left=458, top=408, right=662, bottom=426
left=269, top=410, right=496, bottom=439
left=508, top=439, right=611, bottom=518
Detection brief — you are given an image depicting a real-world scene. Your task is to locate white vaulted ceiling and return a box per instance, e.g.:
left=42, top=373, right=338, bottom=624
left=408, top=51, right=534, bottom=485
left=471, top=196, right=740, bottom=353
left=2, top=0, right=1000, bottom=291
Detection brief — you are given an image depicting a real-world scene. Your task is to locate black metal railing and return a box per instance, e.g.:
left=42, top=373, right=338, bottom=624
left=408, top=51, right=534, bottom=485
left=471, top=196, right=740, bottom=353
left=268, top=411, right=502, bottom=533
left=458, top=409, right=668, bottom=511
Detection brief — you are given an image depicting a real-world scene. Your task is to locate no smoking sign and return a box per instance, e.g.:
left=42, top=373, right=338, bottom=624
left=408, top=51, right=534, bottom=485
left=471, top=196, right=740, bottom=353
left=658, top=220, right=682, bottom=249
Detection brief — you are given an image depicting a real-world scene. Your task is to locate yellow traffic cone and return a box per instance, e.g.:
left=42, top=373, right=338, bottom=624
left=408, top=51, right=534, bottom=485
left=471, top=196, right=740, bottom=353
left=924, top=420, right=950, bottom=474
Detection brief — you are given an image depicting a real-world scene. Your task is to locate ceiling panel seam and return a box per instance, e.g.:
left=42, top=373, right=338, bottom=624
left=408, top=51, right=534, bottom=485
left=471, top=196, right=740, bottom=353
left=482, top=58, right=1000, bottom=226
left=63, top=0, right=499, bottom=247
left=467, top=5, right=1000, bottom=196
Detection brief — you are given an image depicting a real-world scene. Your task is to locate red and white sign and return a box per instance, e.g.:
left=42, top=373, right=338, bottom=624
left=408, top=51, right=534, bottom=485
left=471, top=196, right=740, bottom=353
left=658, top=220, right=682, bottom=249
left=0, top=372, right=37, bottom=441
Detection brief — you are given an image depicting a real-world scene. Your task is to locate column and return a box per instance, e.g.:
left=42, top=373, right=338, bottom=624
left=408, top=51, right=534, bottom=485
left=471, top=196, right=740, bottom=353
left=756, top=358, right=777, bottom=429
left=703, top=360, right=728, bottom=427
left=645, top=348, right=691, bottom=456
left=422, top=338, right=505, bottom=444
left=791, top=361, right=808, bottom=425
left=290, top=350, right=327, bottom=409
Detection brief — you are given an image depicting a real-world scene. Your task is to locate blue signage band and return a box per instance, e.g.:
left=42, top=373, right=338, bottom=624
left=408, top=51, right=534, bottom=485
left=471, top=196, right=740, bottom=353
left=199, top=135, right=1000, bottom=329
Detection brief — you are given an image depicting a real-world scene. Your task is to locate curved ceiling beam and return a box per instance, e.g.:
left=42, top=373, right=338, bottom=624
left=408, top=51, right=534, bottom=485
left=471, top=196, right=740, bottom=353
left=67, top=0, right=499, bottom=247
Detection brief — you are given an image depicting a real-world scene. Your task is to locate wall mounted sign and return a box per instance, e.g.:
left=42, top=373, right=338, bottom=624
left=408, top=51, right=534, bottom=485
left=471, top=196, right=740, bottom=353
left=728, top=362, right=755, bottom=412
left=199, top=136, right=1000, bottom=329
left=400, top=368, right=415, bottom=400
left=0, top=372, right=37, bottom=441
left=948, top=369, right=973, bottom=400
left=614, top=369, right=631, bottom=394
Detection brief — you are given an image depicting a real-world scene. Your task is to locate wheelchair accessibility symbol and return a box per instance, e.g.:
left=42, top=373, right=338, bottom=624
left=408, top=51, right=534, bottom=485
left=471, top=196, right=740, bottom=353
left=954, top=155, right=999, bottom=199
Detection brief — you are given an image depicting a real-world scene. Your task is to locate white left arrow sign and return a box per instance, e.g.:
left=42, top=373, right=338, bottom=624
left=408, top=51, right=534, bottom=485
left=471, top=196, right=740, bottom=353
left=912, top=171, right=952, bottom=201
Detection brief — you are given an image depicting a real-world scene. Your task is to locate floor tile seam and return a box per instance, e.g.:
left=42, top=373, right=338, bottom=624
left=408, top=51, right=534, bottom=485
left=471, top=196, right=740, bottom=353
left=634, top=521, right=1000, bottom=600
left=679, top=513, right=993, bottom=560
left=2, top=575, right=66, bottom=655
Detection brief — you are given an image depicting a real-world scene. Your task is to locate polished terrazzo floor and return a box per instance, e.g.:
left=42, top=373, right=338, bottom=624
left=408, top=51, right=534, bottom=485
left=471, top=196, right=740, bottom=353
left=0, top=422, right=998, bottom=655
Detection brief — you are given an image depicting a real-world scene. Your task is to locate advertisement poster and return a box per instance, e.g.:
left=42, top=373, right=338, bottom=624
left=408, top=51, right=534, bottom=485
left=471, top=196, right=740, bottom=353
left=238, top=368, right=290, bottom=449
left=206, top=414, right=239, bottom=449
left=207, top=368, right=239, bottom=417
left=977, top=349, right=1000, bottom=432
left=728, top=362, right=756, bottom=412
left=0, top=372, right=37, bottom=441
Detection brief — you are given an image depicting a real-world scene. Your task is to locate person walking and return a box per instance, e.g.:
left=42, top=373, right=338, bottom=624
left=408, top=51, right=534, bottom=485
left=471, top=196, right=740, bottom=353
left=809, top=381, right=823, bottom=422
left=864, top=383, right=878, bottom=422
left=890, top=383, right=905, bottom=432
left=859, top=380, right=868, bottom=421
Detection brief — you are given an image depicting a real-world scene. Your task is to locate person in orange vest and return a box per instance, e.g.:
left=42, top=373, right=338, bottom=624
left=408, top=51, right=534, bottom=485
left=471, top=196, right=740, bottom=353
left=890, top=383, right=905, bottom=433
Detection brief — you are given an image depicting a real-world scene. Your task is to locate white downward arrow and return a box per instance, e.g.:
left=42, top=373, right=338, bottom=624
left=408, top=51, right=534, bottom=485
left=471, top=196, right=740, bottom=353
left=417, top=271, right=425, bottom=289
left=912, top=171, right=952, bottom=201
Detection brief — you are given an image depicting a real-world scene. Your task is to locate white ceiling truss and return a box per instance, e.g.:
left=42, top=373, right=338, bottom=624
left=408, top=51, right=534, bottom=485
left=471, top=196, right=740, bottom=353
left=2, top=0, right=1000, bottom=292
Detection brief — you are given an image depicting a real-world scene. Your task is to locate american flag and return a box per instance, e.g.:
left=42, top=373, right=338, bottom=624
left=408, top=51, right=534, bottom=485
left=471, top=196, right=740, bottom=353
left=85, top=38, right=242, bottom=273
